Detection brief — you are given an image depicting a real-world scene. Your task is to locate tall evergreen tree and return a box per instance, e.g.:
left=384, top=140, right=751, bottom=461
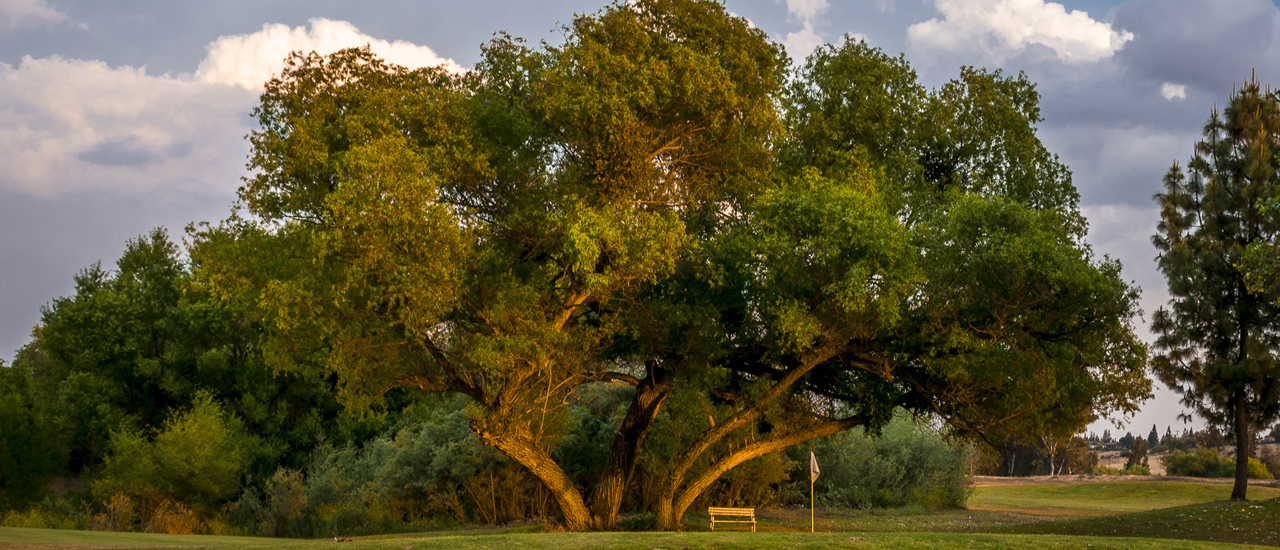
left=1148, top=424, right=1160, bottom=450
left=1152, top=76, right=1280, bottom=500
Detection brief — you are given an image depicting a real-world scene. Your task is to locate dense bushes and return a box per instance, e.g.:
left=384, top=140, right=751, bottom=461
left=1162, top=448, right=1273, bottom=479
left=1, top=397, right=975, bottom=535
left=93, top=392, right=252, bottom=511
left=221, top=394, right=597, bottom=537
left=789, top=415, right=971, bottom=510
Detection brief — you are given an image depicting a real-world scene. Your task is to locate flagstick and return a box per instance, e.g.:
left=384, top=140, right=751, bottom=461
left=810, top=477, right=814, bottom=533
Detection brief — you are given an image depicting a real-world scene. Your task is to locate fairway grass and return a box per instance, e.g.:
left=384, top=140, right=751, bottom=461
left=1003, top=495, right=1280, bottom=547
left=0, top=526, right=1260, bottom=550
left=969, top=480, right=1280, bottom=515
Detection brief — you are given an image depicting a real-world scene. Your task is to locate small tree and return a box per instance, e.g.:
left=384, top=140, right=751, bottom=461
left=1126, top=438, right=1149, bottom=471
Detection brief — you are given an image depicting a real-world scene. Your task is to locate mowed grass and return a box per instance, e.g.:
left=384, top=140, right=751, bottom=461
left=1002, top=495, right=1280, bottom=547
left=4, top=481, right=1278, bottom=550
left=0, top=526, right=1260, bottom=550
left=969, top=480, right=1280, bottom=515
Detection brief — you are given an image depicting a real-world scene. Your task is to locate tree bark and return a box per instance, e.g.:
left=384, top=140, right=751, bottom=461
left=477, top=426, right=595, bottom=530
left=1231, top=390, right=1250, bottom=501
left=586, top=375, right=670, bottom=529
left=654, top=416, right=863, bottom=530
left=652, top=352, right=836, bottom=519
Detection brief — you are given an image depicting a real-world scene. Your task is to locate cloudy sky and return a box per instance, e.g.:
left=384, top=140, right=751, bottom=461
left=1, top=0, right=1272, bottom=436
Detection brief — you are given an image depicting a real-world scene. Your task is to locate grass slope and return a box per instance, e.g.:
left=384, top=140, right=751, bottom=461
left=1001, top=495, right=1280, bottom=547
left=0, top=527, right=1259, bottom=550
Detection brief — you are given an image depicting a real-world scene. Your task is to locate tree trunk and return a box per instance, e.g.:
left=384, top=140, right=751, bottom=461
left=477, top=426, right=595, bottom=530
left=653, top=417, right=863, bottom=530
left=652, top=352, right=837, bottom=529
left=1231, top=391, right=1250, bottom=501
left=586, top=376, right=669, bottom=529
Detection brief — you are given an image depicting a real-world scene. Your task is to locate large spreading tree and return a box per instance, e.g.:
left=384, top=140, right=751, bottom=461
left=1153, top=76, right=1280, bottom=501
left=193, top=0, right=1150, bottom=530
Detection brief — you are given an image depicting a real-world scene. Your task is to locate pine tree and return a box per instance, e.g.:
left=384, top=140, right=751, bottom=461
left=1152, top=75, right=1280, bottom=500
left=1148, top=424, right=1160, bottom=451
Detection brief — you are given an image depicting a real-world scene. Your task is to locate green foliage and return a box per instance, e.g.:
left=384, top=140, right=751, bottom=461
left=0, top=227, right=399, bottom=513
left=1161, top=448, right=1272, bottom=479
left=93, top=392, right=251, bottom=509
left=796, top=414, right=971, bottom=510
left=1119, top=464, right=1150, bottom=475
left=1152, top=76, right=1280, bottom=498
left=189, top=2, right=1151, bottom=531
left=217, top=393, right=629, bottom=537
left=0, top=361, right=64, bottom=510
left=778, top=38, right=1150, bottom=446
left=1, top=0, right=1152, bottom=531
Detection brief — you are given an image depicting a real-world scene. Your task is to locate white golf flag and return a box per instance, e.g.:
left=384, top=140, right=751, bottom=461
left=810, top=451, right=820, bottom=482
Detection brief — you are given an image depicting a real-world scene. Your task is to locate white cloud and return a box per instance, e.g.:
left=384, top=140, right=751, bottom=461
left=0, top=19, right=456, bottom=197
left=1161, top=82, right=1187, bottom=101
left=785, top=0, right=829, bottom=21
left=907, top=0, right=1134, bottom=65
left=0, top=56, right=256, bottom=197
left=781, top=0, right=830, bottom=60
left=0, top=0, right=66, bottom=29
left=785, top=22, right=826, bottom=61
left=196, top=18, right=463, bottom=90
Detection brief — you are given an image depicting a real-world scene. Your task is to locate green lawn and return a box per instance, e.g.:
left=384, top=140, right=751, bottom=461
left=4, top=480, right=1279, bottom=549
left=1002, top=494, right=1280, bottom=547
left=969, top=481, right=1280, bottom=515
left=0, top=526, right=1259, bottom=550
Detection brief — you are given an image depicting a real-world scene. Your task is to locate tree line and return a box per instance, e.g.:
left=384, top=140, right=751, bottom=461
left=1, top=0, right=1153, bottom=532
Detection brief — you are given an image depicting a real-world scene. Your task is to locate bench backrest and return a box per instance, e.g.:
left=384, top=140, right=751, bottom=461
left=707, top=507, right=754, bottom=516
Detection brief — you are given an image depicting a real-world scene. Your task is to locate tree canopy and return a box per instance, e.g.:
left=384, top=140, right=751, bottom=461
left=191, top=0, right=1150, bottom=530
left=0, top=228, right=389, bottom=511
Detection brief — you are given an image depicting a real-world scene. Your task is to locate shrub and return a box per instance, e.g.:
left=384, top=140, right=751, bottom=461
left=261, top=469, right=306, bottom=537
left=90, top=493, right=137, bottom=531
left=1163, top=448, right=1274, bottom=479
left=92, top=392, right=251, bottom=510
left=1088, top=464, right=1119, bottom=475
left=144, top=500, right=203, bottom=534
left=1, top=509, right=80, bottom=530
left=1119, top=464, right=1150, bottom=475
left=792, top=413, right=971, bottom=510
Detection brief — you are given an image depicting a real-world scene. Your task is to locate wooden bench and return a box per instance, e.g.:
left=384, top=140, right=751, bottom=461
left=708, top=506, right=756, bottom=532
